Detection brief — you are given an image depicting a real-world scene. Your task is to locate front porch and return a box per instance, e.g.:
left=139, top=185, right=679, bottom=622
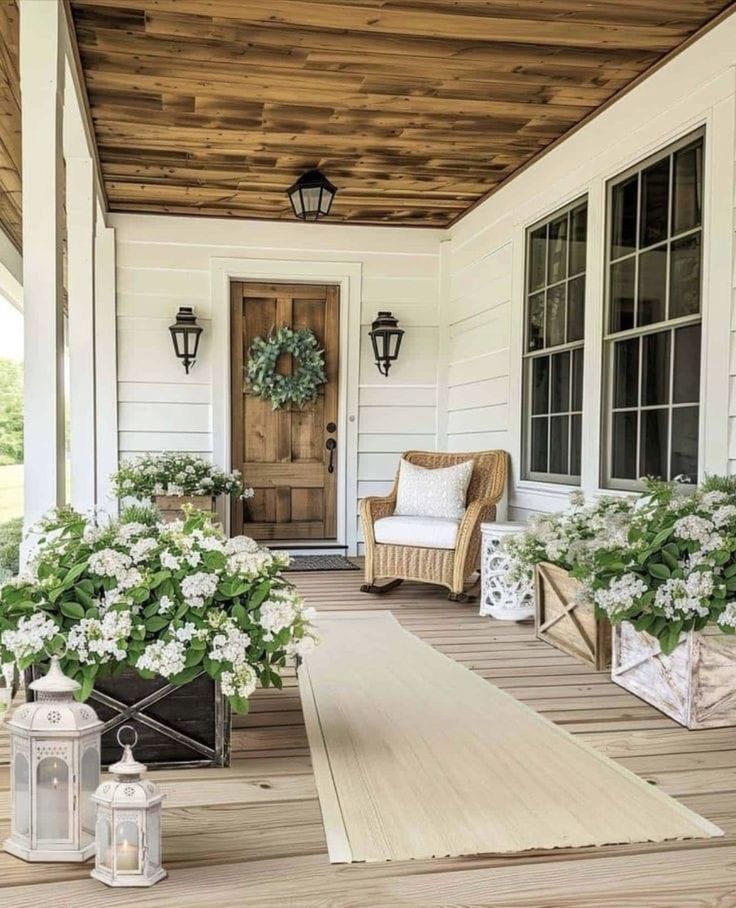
left=2, top=569, right=732, bottom=906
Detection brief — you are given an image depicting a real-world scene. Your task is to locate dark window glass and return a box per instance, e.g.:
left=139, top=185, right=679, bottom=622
left=547, top=215, right=568, bottom=284
left=613, top=337, right=639, bottom=408
left=673, top=324, right=701, bottom=404
left=611, top=175, right=638, bottom=259
left=549, top=416, right=569, bottom=475
left=610, top=258, right=636, bottom=333
left=528, top=225, right=547, bottom=292
left=637, top=244, right=667, bottom=326
left=550, top=351, right=570, bottom=414
left=569, top=205, right=587, bottom=275
left=641, top=331, right=670, bottom=406
left=672, top=142, right=702, bottom=234
left=530, top=418, right=548, bottom=473
left=669, top=233, right=701, bottom=318
left=571, top=347, right=584, bottom=411
left=570, top=414, right=582, bottom=476
left=640, top=409, right=669, bottom=479
left=611, top=411, right=638, bottom=479
left=545, top=284, right=566, bottom=348
left=640, top=157, right=670, bottom=248
left=567, top=275, right=585, bottom=342
left=671, top=406, right=699, bottom=482
left=528, top=291, right=544, bottom=351
left=531, top=356, right=549, bottom=415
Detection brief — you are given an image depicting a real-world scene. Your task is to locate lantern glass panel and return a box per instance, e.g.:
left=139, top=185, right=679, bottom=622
left=96, top=815, right=112, bottom=869
left=13, top=751, right=29, bottom=837
left=81, top=746, right=99, bottom=836
left=36, top=756, right=69, bottom=840
left=147, top=809, right=161, bottom=869
left=116, top=820, right=141, bottom=873
left=302, top=186, right=321, bottom=216
left=319, top=189, right=332, bottom=214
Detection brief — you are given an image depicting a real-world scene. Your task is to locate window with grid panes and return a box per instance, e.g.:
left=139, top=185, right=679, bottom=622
left=523, top=199, right=587, bottom=483
left=604, top=132, right=703, bottom=489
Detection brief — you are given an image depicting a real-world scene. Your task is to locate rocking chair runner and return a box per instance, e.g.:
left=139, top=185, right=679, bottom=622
left=360, top=450, right=508, bottom=602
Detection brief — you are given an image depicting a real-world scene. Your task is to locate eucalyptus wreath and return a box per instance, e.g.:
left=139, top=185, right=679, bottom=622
left=246, top=326, right=327, bottom=409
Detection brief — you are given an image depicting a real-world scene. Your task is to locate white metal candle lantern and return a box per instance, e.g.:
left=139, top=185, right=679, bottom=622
left=91, top=726, right=166, bottom=888
left=3, top=655, right=102, bottom=862
left=480, top=521, right=535, bottom=621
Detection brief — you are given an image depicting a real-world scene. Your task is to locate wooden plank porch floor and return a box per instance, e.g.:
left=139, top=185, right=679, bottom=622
left=2, top=569, right=736, bottom=906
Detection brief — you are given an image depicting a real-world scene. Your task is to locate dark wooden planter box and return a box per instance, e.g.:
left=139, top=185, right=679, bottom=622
left=27, top=666, right=231, bottom=769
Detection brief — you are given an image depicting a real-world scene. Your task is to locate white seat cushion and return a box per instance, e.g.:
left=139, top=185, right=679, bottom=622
left=395, top=458, right=473, bottom=520
left=374, top=515, right=460, bottom=550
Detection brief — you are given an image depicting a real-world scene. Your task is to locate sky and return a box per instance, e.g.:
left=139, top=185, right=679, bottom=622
left=0, top=292, right=22, bottom=362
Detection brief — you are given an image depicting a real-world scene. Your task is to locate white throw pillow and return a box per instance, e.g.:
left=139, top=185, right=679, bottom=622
left=394, top=458, right=473, bottom=521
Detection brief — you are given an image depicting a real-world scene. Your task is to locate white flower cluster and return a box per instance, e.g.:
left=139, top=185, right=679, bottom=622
left=1, top=612, right=58, bottom=662
left=180, top=571, right=219, bottom=607
left=87, top=548, right=143, bottom=590
left=220, top=664, right=257, bottom=699
left=209, top=622, right=251, bottom=666
left=718, top=602, right=736, bottom=629
left=136, top=639, right=186, bottom=678
left=260, top=588, right=316, bottom=639
left=111, top=452, right=253, bottom=500
left=593, top=573, right=648, bottom=619
left=673, top=515, right=723, bottom=554
left=67, top=610, right=134, bottom=664
left=654, top=571, right=714, bottom=620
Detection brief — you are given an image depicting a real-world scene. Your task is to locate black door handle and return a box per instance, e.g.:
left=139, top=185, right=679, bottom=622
left=326, top=438, right=336, bottom=473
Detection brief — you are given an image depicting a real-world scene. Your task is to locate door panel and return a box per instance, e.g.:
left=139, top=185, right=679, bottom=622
left=230, top=281, right=339, bottom=542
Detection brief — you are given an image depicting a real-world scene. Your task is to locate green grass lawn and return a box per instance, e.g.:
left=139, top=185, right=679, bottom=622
left=0, top=463, right=23, bottom=523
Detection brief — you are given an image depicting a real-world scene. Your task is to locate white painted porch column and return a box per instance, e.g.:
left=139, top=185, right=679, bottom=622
left=19, top=0, right=66, bottom=533
left=94, top=222, right=119, bottom=515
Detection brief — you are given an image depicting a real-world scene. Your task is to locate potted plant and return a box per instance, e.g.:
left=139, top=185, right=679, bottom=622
left=584, top=478, right=736, bottom=729
left=0, top=506, right=317, bottom=765
left=111, top=452, right=254, bottom=522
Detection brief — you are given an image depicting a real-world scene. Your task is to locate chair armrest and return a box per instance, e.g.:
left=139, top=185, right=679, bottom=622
left=456, top=497, right=497, bottom=559
left=359, top=495, right=396, bottom=546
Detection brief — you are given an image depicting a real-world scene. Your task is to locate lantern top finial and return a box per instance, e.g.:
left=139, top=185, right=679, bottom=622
left=29, top=655, right=79, bottom=694
left=110, top=726, right=146, bottom=779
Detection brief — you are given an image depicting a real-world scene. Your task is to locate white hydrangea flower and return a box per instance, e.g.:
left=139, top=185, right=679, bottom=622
left=593, top=573, right=648, bottom=619
left=158, top=594, right=175, bottom=614
left=88, top=548, right=133, bottom=582
left=220, top=664, right=257, bottom=699
left=160, top=550, right=181, bottom=571
left=711, top=505, right=736, bottom=529
left=173, top=622, right=197, bottom=642
left=129, top=537, right=158, bottom=563
left=116, top=522, right=148, bottom=543
left=654, top=571, right=714, bottom=619
left=673, top=515, right=723, bottom=553
left=208, top=623, right=251, bottom=666
left=67, top=610, right=133, bottom=664
left=180, top=571, right=219, bottom=606
left=136, top=639, right=186, bottom=678
left=718, top=601, right=736, bottom=629
left=1, top=612, right=58, bottom=662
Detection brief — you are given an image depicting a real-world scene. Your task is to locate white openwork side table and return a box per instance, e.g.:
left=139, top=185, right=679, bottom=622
left=480, top=521, right=534, bottom=621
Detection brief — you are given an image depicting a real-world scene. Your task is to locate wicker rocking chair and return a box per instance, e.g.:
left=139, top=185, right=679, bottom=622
left=360, top=450, right=508, bottom=602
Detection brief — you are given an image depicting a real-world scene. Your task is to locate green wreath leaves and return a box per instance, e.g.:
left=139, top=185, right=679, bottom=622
left=246, top=326, right=327, bottom=410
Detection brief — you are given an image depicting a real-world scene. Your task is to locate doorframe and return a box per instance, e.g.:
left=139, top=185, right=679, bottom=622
left=210, top=257, right=362, bottom=555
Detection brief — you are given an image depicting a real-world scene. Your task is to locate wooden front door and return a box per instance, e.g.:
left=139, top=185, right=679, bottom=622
left=230, top=281, right=339, bottom=542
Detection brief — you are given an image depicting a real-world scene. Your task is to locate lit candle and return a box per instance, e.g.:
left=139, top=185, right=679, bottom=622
left=116, top=837, right=138, bottom=872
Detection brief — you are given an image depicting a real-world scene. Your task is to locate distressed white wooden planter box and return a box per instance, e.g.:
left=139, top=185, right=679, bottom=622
left=612, top=622, right=736, bottom=729
left=480, top=522, right=534, bottom=621
left=154, top=495, right=215, bottom=523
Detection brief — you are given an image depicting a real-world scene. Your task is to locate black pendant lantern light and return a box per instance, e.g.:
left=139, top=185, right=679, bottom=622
left=369, top=311, right=404, bottom=377
left=168, top=306, right=203, bottom=374
left=287, top=169, right=337, bottom=221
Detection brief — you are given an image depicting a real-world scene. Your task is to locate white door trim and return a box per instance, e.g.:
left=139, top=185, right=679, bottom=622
left=210, top=256, right=362, bottom=555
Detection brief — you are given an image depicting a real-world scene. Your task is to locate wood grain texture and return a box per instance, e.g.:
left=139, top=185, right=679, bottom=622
left=1, top=568, right=735, bottom=905
left=66, top=0, right=735, bottom=226
left=0, top=0, right=20, bottom=248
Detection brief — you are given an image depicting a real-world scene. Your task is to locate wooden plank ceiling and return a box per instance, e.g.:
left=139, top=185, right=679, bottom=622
left=62, top=1, right=736, bottom=227
left=0, top=0, right=20, bottom=248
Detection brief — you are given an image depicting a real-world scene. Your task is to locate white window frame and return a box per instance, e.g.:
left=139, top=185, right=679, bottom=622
left=522, top=196, right=588, bottom=485
left=602, top=128, right=705, bottom=491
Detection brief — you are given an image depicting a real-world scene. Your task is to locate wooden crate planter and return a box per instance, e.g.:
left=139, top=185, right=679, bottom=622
left=154, top=494, right=215, bottom=523
left=612, top=623, right=736, bottom=729
left=535, top=562, right=611, bottom=670
left=28, top=666, right=231, bottom=768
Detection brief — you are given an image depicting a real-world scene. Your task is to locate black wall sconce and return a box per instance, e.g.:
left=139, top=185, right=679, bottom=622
left=287, top=169, right=337, bottom=221
left=368, top=311, right=404, bottom=377
left=169, top=306, right=203, bottom=374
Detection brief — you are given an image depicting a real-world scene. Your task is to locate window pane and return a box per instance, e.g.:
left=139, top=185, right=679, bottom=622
left=637, top=243, right=667, bottom=326
left=547, top=215, right=568, bottom=284
left=611, top=411, right=638, bottom=479
left=527, top=291, right=544, bottom=351
left=571, top=347, right=584, bottom=411
left=550, top=351, right=570, bottom=413
left=671, top=406, right=699, bottom=482
left=640, top=157, right=670, bottom=248
left=673, top=142, right=702, bottom=234
left=528, top=225, right=547, bottom=292
left=613, top=337, right=639, bottom=408
left=610, top=258, right=635, bottom=333
left=531, top=356, right=549, bottom=415
left=567, top=275, right=585, bottom=342
left=673, top=324, right=701, bottom=404
left=611, top=175, right=638, bottom=259
left=549, top=416, right=569, bottom=475
left=569, top=204, right=587, bottom=276
left=545, top=284, right=566, bottom=348
left=570, top=414, right=582, bottom=476
left=641, top=331, right=670, bottom=406
left=530, top=418, right=548, bottom=473
left=640, top=408, right=668, bottom=479
left=669, top=233, right=701, bottom=318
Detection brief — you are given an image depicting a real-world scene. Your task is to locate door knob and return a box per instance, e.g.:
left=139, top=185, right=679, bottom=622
left=326, top=422, right=337, bottom=433
left=325, top=438, right=337, bottom=473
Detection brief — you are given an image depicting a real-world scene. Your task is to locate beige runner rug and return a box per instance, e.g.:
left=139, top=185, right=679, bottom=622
left=299, top=611, right=722, bottom=863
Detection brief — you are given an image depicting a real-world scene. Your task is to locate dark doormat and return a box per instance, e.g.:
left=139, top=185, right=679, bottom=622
left=286, top=555, right=359, bottom=572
